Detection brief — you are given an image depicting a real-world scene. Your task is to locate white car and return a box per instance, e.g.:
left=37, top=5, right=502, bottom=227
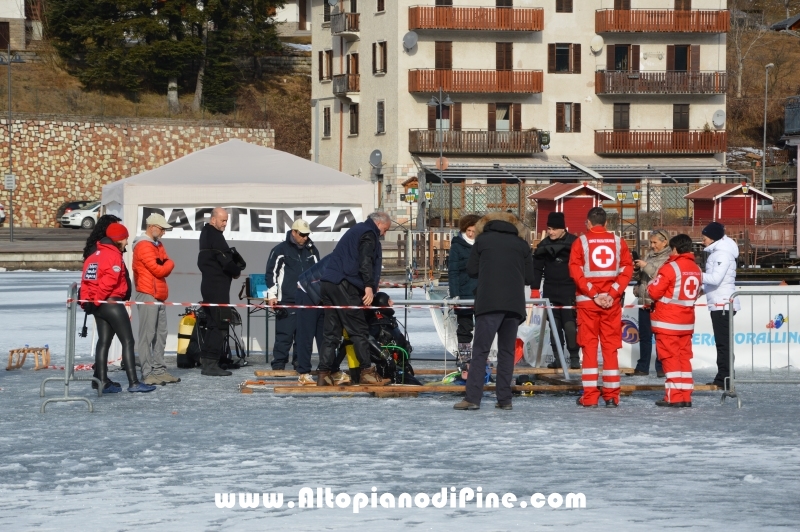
left=61, top=201, right=101, bottom=229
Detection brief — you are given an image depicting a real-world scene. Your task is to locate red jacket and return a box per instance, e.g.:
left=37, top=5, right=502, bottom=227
left=647, top=253, right=702, bottom=335
left=568, top=226, right=633, bottom=309
left=80, top=240, right=130, bottom=302
left=132, top=237, right=174, bottom=300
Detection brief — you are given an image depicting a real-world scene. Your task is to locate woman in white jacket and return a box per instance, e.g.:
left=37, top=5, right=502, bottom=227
left=701, top=222, right=740, bottom=389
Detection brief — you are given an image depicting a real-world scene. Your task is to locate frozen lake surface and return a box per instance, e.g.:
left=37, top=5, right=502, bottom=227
left=1, top=271, right=799, bottom=531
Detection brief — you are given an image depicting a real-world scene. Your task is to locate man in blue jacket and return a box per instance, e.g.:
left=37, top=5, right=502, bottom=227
left=266, top=219, right=320, bottom=370
left=317, top=212, right=392, bottom=386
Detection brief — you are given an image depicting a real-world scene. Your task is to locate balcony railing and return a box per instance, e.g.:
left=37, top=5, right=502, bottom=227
left=409, top=129, right=541, bottom=155
left=331, top=12, right=360, bottom=35
left=595, top=9, right=730, bottom=33
left=409, top=69, right=543, bottom=94
left=595, top=130, right=727, bottom=155
left=595, top=71, right=727, bottom=95
left=408, top=6, right=543, bottom=31
left=332, top=74, right=360, bottom=95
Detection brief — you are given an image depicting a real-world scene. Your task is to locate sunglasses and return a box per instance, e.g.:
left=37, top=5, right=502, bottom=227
left=297, top=232, right=310, bottom=238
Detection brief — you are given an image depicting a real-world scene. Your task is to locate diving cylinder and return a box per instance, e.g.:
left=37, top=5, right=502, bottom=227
left=177, top=314, right=196, bottom=355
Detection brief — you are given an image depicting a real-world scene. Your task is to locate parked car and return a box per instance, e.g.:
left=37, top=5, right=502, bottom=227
left=57, top=200, right=96, bottom=226
left=0, top=203, right=5, bottom=226
left=60, top=201, right=101, bottom=229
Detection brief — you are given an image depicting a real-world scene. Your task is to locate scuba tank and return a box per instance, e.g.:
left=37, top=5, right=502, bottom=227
left=176, top=308, right=198, bottom=368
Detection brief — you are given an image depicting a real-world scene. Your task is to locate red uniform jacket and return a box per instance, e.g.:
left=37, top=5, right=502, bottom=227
left=132, top=237, right=174, bottom=301
left=80, top=241, right=130, bottom=302
left=568, top=226, right=633, bottom=309
left=647, top=252, right=702, bottom=335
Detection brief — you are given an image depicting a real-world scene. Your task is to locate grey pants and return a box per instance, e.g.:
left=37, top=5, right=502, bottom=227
left=136, top=292, right=168, bottom=377
left=465, top=312, right=519, bottom=406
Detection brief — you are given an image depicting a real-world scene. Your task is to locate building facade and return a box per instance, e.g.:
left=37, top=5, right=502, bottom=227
left=310, top=0, right=734, bottom=226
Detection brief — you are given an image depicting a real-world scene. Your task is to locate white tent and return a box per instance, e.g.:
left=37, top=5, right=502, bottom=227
left=100, top=139, right=375, bottom=354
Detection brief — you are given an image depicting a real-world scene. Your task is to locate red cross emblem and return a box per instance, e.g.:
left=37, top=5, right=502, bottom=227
left=591, top=245, right=615, bottom=269
left=683, top=276, right=699, bottom=299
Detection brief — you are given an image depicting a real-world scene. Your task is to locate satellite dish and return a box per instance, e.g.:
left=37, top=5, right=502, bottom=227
left=712, top=110, right=726, bottom=128
left=327, top=0, right=337, bottom=6
left=403, top=31, right=418, bottom=52
left=369, top=149, right=383, bottom=168
left=590, top=35, right=604, bottom=54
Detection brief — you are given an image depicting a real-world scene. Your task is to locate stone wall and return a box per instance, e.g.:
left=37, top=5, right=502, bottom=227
left=0, top=117, right=274, bottom=227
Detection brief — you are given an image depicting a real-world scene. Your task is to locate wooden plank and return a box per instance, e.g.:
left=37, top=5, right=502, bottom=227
left=255, top=367, right=637, bottom=378
left=269, top=382, right=719, bottom=394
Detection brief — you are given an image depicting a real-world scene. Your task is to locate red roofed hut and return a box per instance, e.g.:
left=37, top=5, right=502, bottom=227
left=528, top=182, right=614, bottom=236
left=684, top=183, right=773, bottom=226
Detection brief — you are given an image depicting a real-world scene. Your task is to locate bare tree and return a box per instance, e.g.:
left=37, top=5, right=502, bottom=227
left=729, top=2, right=768, bottom=98
left=779, top=0, right=796, bottom=19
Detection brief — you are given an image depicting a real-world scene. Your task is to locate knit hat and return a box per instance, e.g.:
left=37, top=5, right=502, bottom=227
left=106, top=222, right=129, bottom=241
left=702, top=222, right=725, bottom=242
left=547, top=211, right=566, bottom=229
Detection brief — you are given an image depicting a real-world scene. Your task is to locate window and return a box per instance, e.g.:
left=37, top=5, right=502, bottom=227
left=548, top=43, right=580, bottom=74
left=667, top=45, right=699, bottom=72
left=613, top=103, right=630, bottom=130
left=435, top=41, right=452, bottom=70
left=373, top=41, right=387, bottom=74
left=323, top=107, right=331, bottom=138
left=435, top=0, right=453, bottom=5
left=347, top=53, right=359, bottom=75
left=673, top=104, right=690, bottom=130
left=496, top=0, right=513, bottom=6
left=377, top=101, right=385, bottom=134
left=606, top=44, right=640, bottom=72
left=318, top=49, right=333, bottom=81
left=555, top=0, right=572, bottom=13
left=675, top=0, right=691, bottom=10
left=496, top=104, right=511, bottom=131
left=377, top=0, right=385, bottom=12
left=349, top=104, right=359, bottom=135
left=323, top=2, right=331, bottom=23
left=428, top=102, right=461, bottom=131
left=496, top=42, right=513, bottom=71
left=556, top=102, right=581, bottom=133
left=614, top=0, right=631, bottom=9
left=488, top=103, right=521, bottom=131
left=350, top=0, right=358, bottom=13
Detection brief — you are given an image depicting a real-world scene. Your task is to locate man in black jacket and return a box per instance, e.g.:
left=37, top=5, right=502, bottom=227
left=532, top=212, right=580, bottom=370
left=197, top=207, right=243, bottom=377
left=454, top=212, right=535, bottom=411
left=266, top=219, right=320, bottom=370
left=317, top=212, right=392, bottom=386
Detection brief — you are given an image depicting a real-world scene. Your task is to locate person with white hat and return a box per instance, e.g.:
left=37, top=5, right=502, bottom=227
left=133, top=213, right=180, bottom=385
left=265, top=219, right=320, bottom=371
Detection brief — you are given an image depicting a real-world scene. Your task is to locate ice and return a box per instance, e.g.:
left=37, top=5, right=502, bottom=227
left=1, top=271, right=799, bottom=530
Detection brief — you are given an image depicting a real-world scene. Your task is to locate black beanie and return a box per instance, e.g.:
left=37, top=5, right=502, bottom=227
left=702, top=222, right=725, bottom=242
left=547, top=211, right=566, bottom=229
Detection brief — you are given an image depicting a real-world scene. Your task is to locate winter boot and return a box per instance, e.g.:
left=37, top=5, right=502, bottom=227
left=359, top=366, right=389, bottom=385
left=201, top=358, right=232, bottom=377
left=569, top=350, right=581, bottom=370
left=316, top=371, right=333, bottom=387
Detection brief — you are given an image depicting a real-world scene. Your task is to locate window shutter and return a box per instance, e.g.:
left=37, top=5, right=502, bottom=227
left=556, top=103, right=565, bottom=133
left=666, top=45, right=675, bottom=71
left=690, top=45, right=700, bottom=72
left=318, top=51, right=323, bottom=80
left=615, top=0, right=630, bottom=9
left=327, top=51, right=333, bottom=79
left=382, top=42, right=387, bottom=73
left=436, top=41, right=452, bottom=69
left=606, top=44, right=615, bottom=71
left=445, top=41, right=452, bottom=69
left=428, top=105, right=436, bottom=130
left=572, top=43, right=581, bottom=74
left=565, top=0, right=573, bottom=11
left=512, top=103, right=521, bottom=132
left=573, top=103, right=581, bottom=133
left=372, top=43, right=377, bottom=74
left=548, top=43, right=556, bottom=73
left=556, top=0, right=563, bottom=11
left=631, top=45, right=640, bottom=72
left=488, top=103, right=497, bottom=132
left=452, top=102, right=462, bottom=131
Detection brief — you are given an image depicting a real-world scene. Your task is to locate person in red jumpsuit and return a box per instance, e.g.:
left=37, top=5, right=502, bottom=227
left=647, top=234, right=701, bottom=408
left=569, top=207, right=633, bottom=408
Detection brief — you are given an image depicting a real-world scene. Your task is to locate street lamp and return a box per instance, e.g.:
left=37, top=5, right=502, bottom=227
left=0, top=44, right=25, bottom=243
left=762, top=63, right=775, bottom=191
left=427, top=89, right=453, bottom=221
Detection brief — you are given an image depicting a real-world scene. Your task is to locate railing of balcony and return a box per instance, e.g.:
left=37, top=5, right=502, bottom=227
left=595, top=9, right=730, bottom=33
left=595, top=130, right=727, bottom=155
left=333, top=74, right=360, bottom=94
left=595, top=70, right=727, bottom=94
left=409, top=69, right=543, bottom=94
left=409, top=129, right=541, bottom=155
left=408, top=6, right=544, bottom=31
left=331, top=12, right=360, bottom=34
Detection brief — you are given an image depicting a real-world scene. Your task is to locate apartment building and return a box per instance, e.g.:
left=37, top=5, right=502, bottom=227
left=275, top=1, right=313, bottom=38
left=310, top=0, right=739, bottom=225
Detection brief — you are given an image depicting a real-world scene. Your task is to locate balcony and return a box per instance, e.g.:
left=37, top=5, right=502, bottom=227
left=595, top=130, right=727, bottom=155
left=408, top=6, right=543, bottom=31
left=595, top=9, right=730, bottom=33
left=332, top=74, right=360, bottom=96
left=331, top=12, right=359, bottom=40
left=595, top=71, right=727, bottom=95
left=409, top=129, right=541, bottom=156
left=409, top=69, right=543, bottom=94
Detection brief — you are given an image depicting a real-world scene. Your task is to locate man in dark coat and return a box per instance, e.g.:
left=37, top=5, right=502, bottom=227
left=265, top=219, right=320, bottom=370
left=316, top=212, right=392, bottom=386
left=532, top=211, right=580, bottom=369
left=448, top=214, right=481, bottom=367
left=454, top=212, right=535, bottom=411
left=197, top=207, right=243, bottom=376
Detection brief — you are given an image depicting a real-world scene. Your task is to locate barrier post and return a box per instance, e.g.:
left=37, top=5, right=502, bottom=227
left=541, top=298, right=572, bottom=381
left=40, top=283, right=102, bottom=413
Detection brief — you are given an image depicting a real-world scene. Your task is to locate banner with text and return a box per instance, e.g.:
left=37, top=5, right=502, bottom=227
left=136, top=206, right=363, bottom=242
